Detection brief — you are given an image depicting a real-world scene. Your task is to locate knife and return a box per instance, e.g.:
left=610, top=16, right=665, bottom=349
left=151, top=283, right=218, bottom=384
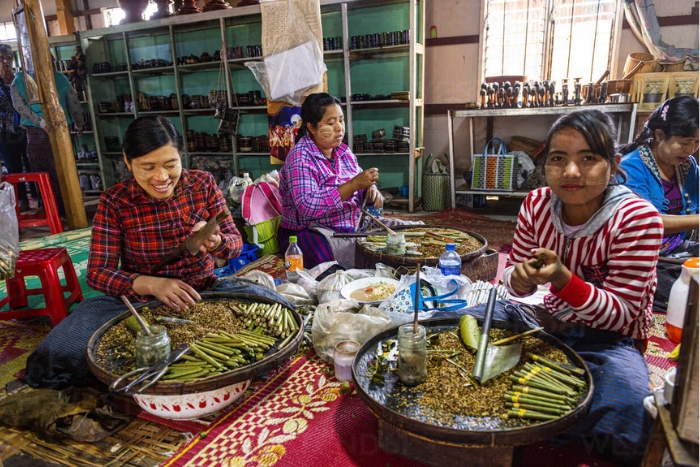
left=151, top=210, right=230, bottom=275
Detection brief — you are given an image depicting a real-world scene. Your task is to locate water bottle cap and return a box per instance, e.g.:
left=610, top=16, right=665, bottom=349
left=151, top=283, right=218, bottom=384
left=683, top=257, right=699, bottom=269
left=289, top=236, right=297, bottom=242
left=446, top=243, right=456, bottom=250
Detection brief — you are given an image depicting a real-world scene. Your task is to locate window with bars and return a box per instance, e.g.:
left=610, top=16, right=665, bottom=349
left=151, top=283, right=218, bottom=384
left=483, top=0, right=619, bottom=87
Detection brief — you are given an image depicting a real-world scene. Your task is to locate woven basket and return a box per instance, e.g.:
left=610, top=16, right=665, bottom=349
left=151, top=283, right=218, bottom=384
left=86, top=291, right=303, bottom=395
left=422, top=173, right=451, bottom=211
left=624, top=53, right=661, bottom=76
left=243, top=216, right=281, bottom=255
left=355, top=225, right=488, bottom=276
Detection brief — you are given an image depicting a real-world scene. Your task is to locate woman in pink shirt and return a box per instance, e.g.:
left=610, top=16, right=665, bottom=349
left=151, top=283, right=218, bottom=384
left=277, top=93, right=382, bottom=268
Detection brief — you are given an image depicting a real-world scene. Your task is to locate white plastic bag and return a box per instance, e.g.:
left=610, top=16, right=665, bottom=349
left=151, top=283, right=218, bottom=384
left=311, top=299, right=392, bottom=363
left=276, top=282, right=314, bottom=306
left=0, top=182, right=18, bottom=280
left=240, top=270, right=276, bottom=290
left=316, top=270, right=353, bottom=304
left=246, top=0, right=326, bottom=106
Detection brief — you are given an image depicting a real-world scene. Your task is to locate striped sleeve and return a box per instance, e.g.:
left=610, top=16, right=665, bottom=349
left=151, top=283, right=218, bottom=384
left=503, top=189, right=548, bottom=296
left=552, top=198, right=663, bottom=339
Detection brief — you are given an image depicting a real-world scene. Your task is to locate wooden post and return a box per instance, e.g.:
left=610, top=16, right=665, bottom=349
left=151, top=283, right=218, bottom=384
left=22, top=0, right=87, bottom=229
left=55, top=0, right=76, bottom=35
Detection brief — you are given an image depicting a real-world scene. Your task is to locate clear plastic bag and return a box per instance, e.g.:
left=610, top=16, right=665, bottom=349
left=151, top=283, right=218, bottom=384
left=316, top=270, right=353, bottom=304
left=0, top=182, right=19, bottom=280
left=311, top=299, right=392, bottom=363
left=246, top=0, right=326, bottom=106
left=240, top=270, right=276, bottom=291
left=275, top=282, right=314, bottom=306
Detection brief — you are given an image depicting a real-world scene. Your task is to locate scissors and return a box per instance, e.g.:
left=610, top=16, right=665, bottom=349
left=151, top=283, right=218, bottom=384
left=110, top=344, right=190, bottom=394
left=503, top=303, right=542, bottom=329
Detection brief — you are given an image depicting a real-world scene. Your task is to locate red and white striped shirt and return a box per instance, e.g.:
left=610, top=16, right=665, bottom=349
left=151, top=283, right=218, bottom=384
left=503, top=187, right=663, bottom=340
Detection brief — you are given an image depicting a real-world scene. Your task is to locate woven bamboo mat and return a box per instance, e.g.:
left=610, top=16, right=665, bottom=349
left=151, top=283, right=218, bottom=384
left=0, top=385, right=188, bottom=467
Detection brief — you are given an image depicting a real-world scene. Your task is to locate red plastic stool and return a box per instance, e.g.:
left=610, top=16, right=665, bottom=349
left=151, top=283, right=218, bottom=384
left=0, top=248, right=83, bottom=326
left=1, top=172, right=63, bottom=235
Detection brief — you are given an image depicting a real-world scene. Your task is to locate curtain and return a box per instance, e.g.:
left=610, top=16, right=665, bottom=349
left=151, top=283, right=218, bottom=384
left=624, top=0, right=698, bottom=66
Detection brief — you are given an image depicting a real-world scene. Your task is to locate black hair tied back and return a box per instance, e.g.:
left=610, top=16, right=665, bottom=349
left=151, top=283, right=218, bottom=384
left=122, top=116, right=184, bottom=161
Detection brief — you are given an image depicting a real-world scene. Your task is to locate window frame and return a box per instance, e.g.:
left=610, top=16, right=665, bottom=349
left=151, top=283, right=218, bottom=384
left=477, top=0, right=625, bottom=97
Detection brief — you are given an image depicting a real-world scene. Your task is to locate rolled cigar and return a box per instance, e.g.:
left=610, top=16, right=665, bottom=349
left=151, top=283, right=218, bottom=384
left=508, top=409, right=558, bottom=421
left=523, top=366, right=574, bottom=391
left=506, top=402, right=564, bottom=416
left=526, top=363, right=585, bottom=388
left=528, top=353, right=585, bottom=377
left=510, top=375, right=571, bottom=395
left=507, top=392, right=575, bottom=408
left=510, top=385, right=575, bottom=403
left=514, top=370, right=575, bottom=395
left=503, top=394, right=570, bottom=411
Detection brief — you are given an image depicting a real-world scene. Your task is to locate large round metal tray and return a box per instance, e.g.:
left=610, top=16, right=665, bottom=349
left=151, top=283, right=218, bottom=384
left=87, top=291, right=303, bottom=396
left=355, top=226, right=488, bottom=273
left=352, top=317, right=594, bottom=447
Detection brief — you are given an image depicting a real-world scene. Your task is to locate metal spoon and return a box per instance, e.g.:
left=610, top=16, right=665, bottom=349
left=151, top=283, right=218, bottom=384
left=121, top=295, right=152, bottom=336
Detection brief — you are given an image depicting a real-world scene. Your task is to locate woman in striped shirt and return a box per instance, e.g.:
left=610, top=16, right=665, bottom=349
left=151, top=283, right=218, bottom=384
left=502, top=110, right=663, bottom=465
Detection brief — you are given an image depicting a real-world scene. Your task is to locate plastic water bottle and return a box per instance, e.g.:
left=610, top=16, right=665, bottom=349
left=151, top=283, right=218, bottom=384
left=438, top=243, right=462, bottom=276
left=666, top=257, right=699, bottom=343
left=284, top=236, right=304, bottom=282
left=242, top=172, right=253, bottom=186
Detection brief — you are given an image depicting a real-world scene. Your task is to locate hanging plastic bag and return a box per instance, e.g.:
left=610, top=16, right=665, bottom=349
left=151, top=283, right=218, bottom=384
left=0, top=182, right=19, bottom=280
left=246, top=0, right=326, bottom=106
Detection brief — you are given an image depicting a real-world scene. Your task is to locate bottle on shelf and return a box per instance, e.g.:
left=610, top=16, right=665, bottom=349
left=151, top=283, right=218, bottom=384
left=438, top=243, right=462, bottom=276
left=284, top=236, right=304, bottom=283
left=666, top=257, right=699, bottom=343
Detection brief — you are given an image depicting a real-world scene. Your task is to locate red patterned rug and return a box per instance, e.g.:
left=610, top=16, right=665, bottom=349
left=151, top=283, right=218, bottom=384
left=162, top=353, right=624, bottom=467
left=389, top=207, right=517, bottom=251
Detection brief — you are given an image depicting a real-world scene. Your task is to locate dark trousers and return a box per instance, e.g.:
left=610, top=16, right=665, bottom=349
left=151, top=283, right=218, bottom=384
left=25, top=126, right=65, bottom=215
left=0, top=129, right=36, bottom=204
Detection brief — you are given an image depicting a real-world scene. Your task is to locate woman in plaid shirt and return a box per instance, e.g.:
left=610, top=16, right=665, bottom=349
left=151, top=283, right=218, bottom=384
left=25, top=117, right=291, bottom=389
left=277, top=93, right=383, bottom=268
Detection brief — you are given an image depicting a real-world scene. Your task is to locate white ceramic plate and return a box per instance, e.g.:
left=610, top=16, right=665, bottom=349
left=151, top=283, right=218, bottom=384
left=340, top=277, right=400, bottom=305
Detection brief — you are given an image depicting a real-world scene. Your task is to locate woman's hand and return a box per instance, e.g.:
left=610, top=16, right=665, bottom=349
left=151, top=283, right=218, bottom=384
left=353, top=167, right=379, bottom=191
left=192, top=220, right=222, bottom=253
left=510, top=248, right=572, bottom=295
left=132, top=276, right=201, bottom=311
left=339, top=167, right=379, bottom=201
left=365, top=185, right=383, bottom=209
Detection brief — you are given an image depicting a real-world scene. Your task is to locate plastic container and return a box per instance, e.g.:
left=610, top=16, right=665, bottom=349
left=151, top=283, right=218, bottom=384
left=284, top=236, right=304, bottom=282
left=398, top=324, right=427, bottom=386
left=439, top=243, right=462, bottom=276
left=334, top=340, right=360, bottom=382
left=666, top=257, right=699, bottom=343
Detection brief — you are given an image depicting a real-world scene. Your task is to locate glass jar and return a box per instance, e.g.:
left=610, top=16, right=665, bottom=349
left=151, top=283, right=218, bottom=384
left=386, top=232, right=406, bottom=256
left=334, top=340, right=360, bottom=382
left=398, top=324, right=427, bottom=386
left=135, top=325, right=171, bottom=368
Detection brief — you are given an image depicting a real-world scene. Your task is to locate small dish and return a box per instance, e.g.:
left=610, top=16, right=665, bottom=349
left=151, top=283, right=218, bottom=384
left=340, top=277, right=400, bottom=305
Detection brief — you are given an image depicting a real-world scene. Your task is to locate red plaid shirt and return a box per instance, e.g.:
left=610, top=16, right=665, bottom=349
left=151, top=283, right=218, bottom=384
left=87, top=169, right=242, bottom=301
